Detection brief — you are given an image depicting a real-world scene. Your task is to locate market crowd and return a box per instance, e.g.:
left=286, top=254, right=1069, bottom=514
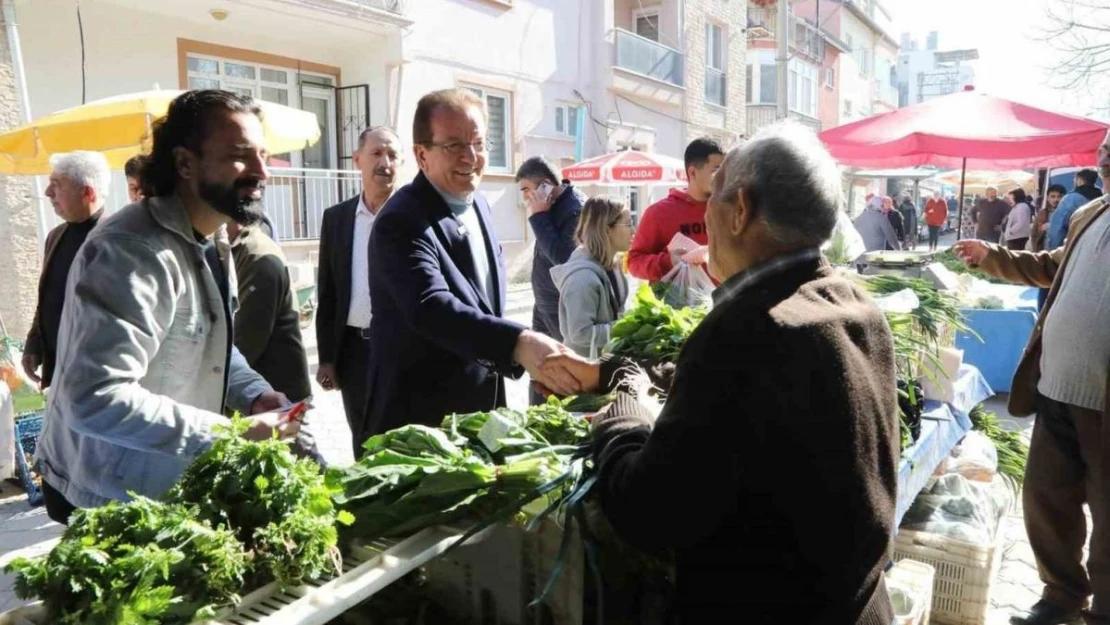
left=17, top=84, right=1110, bottom=624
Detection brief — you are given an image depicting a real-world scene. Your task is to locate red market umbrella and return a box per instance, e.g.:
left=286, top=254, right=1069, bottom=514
left=818, top=88, right=1110, bottom=237
left=819, top=89, right=1108, bottom=170
left=562, top=150, right=687, bottom=185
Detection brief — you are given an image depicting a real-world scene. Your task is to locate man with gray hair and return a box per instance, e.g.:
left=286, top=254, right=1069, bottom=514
left=540, top=122, right=899, bottom=624
left=23, top=151, right=110, bottom=389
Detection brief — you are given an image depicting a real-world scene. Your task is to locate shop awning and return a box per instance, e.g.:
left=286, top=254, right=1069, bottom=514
left=562, top=150, right=687, bottom=185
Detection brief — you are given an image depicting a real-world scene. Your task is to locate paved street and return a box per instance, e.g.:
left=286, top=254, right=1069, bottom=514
left=0, top=283, right=1052, bottom=622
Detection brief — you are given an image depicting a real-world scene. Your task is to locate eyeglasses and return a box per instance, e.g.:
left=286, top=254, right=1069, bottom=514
left=610, top=220, right=634, bottom=229
left=425, top=140, right=491, bottom=156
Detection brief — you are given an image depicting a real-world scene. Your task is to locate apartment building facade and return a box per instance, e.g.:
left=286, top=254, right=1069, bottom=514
left=0, top=0, right=747, bottom=336
left=745, top=0, right=900, bottom=137
left=897, top=31, right=977, bottom=106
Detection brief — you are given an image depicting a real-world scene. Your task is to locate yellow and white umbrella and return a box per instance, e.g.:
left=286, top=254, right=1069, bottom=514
left=0, top=89, right=320, bottom=175
left=933, top=169, right=1035, bottom=196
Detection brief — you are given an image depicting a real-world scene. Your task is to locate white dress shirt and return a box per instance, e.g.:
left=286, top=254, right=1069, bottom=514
left=346, top=194, right=376, bottom=328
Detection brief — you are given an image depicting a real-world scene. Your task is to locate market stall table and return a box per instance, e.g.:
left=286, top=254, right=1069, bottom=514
left=894, top=364, right=993, bottom=528
left=956, top=285, right=1039, bottom=392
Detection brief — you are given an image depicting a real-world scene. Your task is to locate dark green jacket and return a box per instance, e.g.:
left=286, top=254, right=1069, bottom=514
left=231, top=226, right=312, bottom=401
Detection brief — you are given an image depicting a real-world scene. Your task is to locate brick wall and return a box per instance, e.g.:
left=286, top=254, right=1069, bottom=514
left=0, top=8, right=39, bottom=342
left=682, top=0, right=747, bottom=149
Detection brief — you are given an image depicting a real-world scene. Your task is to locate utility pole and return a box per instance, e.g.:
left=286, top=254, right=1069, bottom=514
left=776, top=0, right=790, bottom=120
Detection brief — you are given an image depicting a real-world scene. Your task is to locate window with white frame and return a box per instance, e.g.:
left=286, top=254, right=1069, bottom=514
left=463, top=85, right=513, bottom=172
left=857, top=47, right=872, bottom=77
left=555, top=104, right=582, bottom=137
left=844, top=99, right=853, bottom=117
left=759, top=51, right=777, bottom=104
left=186, top=54, right=334, bottom=105
left=186, top=53, right=337, bottom=167
left=788, top=59, right=818, bottom=118
left=705, top=21, right=727, bottom=106
left=825, top=66, right=836, bottom=89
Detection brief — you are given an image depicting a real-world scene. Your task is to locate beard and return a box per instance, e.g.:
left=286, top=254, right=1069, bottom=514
left=199, top=176, right=266, bottom=226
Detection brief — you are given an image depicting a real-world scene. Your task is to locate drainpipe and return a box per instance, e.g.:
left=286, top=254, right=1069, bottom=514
left=2, top=0, right=46, bottom=250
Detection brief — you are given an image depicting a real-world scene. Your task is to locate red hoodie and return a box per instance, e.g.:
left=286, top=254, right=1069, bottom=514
left=627, top=188, right=708, bottom=282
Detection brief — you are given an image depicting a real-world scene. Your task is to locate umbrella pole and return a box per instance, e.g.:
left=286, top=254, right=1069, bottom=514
left=956, top=158, right=968, bottom=241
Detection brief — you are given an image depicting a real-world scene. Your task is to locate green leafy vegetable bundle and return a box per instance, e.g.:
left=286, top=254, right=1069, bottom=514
left=4, top=496, right=248, bottom=625
left=935, top=249, right=1008, bottom=284
left=165, top=419, right=352, bottom=587
left=608, top=284, right=707, bottom=361
left=969, top=404, right=1029, bottom=483
left=329, top=424, right=565, bottom=542
left=859, top=274, right=971, bottom=347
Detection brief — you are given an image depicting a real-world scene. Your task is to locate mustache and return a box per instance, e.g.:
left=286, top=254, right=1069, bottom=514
left=235, top=178, right=265, bottom=191
left=373, top=168, right=394, bottom=177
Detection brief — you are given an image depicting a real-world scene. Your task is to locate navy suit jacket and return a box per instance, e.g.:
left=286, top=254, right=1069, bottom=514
left=315, top=195, right=358, bottom=372
left=364, top=171, right=525, bottom=439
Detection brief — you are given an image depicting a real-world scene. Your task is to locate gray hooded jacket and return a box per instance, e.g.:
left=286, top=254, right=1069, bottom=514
left=550, top=247, right=627, bottom=358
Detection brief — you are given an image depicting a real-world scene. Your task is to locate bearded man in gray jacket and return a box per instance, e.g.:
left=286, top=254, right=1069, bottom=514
left=36, top=90, right=299, bottom=524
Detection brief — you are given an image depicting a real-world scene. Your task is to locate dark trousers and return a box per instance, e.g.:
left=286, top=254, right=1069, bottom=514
left=928, top=225, right=941, bottom=248
left=1025, top=395, right=1110, bottom=620
left=1008, top=237, right=1029, bottom=251
left=339, top=326, right=372, bottom=457
left=42, top=480, right=76, bottom=525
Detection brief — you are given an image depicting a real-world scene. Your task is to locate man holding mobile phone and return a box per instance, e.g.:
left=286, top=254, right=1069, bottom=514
left=516, top=157, right=585, bottom=404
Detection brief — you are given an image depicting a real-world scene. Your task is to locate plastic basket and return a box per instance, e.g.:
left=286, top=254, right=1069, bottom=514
left=892, top=522, right=1003, bottom=625
left=886, top=559, right=935, bottom=625
left=0, top=526, right=477, bottom=625
left=422, top=520, right=584, bottom=625
left=13, top=414, right=43, bottom=506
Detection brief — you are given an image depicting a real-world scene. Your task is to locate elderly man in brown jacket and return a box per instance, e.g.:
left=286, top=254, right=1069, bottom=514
left=953, top=139, right=1110, bottom=625
left=543, top=122, right=899, bottom=625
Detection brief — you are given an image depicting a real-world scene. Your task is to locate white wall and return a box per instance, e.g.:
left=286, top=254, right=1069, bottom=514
left=15, top=0, right=397, bottom=122
left=838, top=14, right=872, bottom=124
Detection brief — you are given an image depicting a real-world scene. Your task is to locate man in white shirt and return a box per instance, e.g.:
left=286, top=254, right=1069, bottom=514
left=316, top=127, right=402, bottom=454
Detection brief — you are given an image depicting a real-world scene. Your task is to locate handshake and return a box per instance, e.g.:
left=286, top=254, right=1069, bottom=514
left=512, top=330, right=601, bottom=397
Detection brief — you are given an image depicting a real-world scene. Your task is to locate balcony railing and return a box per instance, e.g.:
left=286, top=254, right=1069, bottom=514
left=746, top=104, right=821, bottom=137
left=352, top=0, right=407, bottom=13
left=614, top=28, right=685, bottom=87
left=265, top=167, right=362, bottom=240
left=873, top=78, right=899, bottom=107
left=705, top=68, right=727, bottom=107
left=38, top=167, right=362, bottom=242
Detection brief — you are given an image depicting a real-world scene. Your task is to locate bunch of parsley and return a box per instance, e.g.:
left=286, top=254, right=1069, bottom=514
left=165, top=418, right=353, bottom=588
left=5, top=496, right=248, bottom=625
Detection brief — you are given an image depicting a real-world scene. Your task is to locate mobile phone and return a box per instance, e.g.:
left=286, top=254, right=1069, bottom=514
left=535, top=181, right=554, bottom=203
left=282, top=397, right=314, bottom=424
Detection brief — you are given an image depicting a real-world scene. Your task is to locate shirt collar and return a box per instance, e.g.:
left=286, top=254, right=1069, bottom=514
left=711, top=247, right=822, bottom=306
left=357, top=193, right=380, bottom=217
left=428, top=180, right=474, bottom=215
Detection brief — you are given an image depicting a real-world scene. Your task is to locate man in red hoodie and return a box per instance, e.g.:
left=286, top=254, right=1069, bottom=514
left=627, top=138, right=725, bottom=282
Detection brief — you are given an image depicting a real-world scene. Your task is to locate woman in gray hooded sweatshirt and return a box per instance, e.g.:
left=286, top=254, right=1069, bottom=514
left=550, top=196, right=633, bottom=358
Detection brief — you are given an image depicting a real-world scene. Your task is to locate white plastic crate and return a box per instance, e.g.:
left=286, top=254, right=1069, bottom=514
left=886, top=559, right=935, bottom=625
left=892, top=523, right=1003, bottom=625
left=0, top=526, right=483, bottom=625
left=422, top=519, right=584, bottom=625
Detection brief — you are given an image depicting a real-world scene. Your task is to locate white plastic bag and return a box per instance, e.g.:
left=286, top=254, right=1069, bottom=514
left=946, top=431, right=998, bottom=482
left=656, top=233, right=715, bottom=308
left=823, top=210, right=867, bottom=265
left=871, top=288, right=920, bottom=314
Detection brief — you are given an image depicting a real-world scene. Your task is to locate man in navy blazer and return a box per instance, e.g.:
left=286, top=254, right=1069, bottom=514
left=364, top=89, right=580, bottom=443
